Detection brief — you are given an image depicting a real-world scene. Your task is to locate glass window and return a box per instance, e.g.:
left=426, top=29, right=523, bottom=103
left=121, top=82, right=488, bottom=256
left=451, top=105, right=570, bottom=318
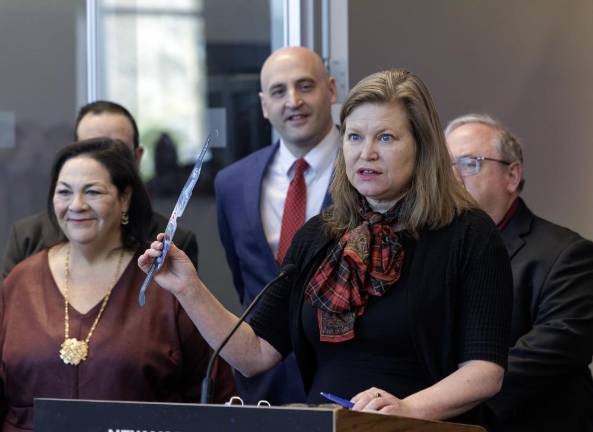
left=96, top=0, right=205, bottom=181
left=94, top=0, right=274, bottom=313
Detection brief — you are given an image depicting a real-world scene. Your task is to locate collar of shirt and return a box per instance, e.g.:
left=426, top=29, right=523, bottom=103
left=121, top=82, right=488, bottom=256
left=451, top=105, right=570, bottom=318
left=260, top=127, right=340, bottom=258
left=277, top=126, right=340, bottom=181
left=497, top=197, right=520, bottom=231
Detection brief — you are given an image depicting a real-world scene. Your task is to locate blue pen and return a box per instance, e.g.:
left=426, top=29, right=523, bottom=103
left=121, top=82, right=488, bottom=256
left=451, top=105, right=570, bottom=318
left=320, top=392, right=354, bottom=409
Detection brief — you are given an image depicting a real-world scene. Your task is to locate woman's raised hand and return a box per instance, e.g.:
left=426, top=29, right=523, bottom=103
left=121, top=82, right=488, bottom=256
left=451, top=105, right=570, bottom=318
left=138, top=233, right=199, bottom=297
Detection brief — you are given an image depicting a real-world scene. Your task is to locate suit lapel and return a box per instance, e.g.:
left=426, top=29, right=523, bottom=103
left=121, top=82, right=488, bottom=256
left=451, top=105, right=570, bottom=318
left=501, top=198, right=533, bottom=259
left=242, top=139, right=334, bottom=267
left=243, top=142, right=280, bottom=266
left=321, top=175, right=333, bottom=210
left=320, top=153, right=337, bottom=210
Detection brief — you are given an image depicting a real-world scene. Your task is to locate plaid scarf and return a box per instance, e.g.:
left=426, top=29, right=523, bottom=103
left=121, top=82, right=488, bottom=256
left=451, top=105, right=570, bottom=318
left=304, top=198, right=404, bottom=342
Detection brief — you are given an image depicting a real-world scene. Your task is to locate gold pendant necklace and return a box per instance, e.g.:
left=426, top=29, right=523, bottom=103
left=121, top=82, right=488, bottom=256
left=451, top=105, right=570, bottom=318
left=59, top=245, right=124, bottom=366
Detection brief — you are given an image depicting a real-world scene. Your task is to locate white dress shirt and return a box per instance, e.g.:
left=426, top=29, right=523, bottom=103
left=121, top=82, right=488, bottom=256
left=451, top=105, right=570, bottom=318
left=261, top=127, right=340, bottom=258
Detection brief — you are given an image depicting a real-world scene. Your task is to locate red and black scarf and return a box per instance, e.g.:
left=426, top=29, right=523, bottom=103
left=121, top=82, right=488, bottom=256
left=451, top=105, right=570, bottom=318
left=304, top=198, right=405, bottom=342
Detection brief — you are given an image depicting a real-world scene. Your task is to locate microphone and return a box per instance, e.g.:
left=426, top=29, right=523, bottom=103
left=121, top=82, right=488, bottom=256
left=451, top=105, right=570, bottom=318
left=200, top=263, right=297, bottom=404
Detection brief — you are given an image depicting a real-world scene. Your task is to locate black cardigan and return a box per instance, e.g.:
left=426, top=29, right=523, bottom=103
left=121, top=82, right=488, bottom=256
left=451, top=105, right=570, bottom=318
left=251, top=209, right=512, bottom=420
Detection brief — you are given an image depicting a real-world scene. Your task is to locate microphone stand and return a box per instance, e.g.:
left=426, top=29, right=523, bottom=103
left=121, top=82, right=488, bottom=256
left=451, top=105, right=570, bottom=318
left=200, top=264, right=297, bottom=404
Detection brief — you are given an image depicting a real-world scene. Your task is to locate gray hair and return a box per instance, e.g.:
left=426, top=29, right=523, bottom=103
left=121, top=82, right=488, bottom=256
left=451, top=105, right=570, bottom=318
left=445, top=113, right=525, bottom=191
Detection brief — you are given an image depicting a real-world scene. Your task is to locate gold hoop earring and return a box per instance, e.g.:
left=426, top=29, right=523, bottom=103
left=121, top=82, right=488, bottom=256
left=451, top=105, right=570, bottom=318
left=121, top=211, right=129, bottom=226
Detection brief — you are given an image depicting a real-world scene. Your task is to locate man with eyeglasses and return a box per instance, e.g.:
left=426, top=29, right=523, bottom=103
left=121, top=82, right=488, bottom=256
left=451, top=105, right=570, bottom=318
left=446, top=114, right=593, bottom=432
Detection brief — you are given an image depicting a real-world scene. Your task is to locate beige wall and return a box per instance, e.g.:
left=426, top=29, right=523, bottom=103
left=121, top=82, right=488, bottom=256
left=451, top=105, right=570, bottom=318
left=348, top=0, right=593, bottom=239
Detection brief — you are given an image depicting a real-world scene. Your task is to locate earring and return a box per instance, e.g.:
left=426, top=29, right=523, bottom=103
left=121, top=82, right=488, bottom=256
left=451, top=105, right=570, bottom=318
left=121, top=211, right=129, bottom=226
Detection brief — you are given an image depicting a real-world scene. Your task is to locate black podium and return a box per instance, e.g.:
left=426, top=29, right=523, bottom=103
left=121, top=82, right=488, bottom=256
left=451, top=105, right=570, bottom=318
left=34, top=398, right=485, bottom=432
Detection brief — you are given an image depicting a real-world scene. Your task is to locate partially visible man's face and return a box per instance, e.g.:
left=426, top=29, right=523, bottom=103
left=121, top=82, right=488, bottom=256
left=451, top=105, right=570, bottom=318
left=259, top=47, right=337, bottom=156
left=76, top=112, right=143, bottom=165
left=446, top=123, right=515, bottom=223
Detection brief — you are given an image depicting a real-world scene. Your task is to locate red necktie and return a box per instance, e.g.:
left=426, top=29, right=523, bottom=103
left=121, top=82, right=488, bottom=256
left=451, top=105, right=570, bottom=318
left=277, top=158, right=308, bottom=264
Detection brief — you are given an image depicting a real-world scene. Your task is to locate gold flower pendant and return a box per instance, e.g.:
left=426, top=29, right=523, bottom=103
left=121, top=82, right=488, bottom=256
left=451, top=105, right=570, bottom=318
left=60, top=338, right=89, bottom=365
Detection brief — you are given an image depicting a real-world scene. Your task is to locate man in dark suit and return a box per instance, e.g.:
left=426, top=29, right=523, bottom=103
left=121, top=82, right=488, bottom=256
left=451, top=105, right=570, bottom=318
left=215, top=46, right=339, bottom=404
left=446, top=114, right=593, bottom=431
left=1, top=101, right=198, bottom=280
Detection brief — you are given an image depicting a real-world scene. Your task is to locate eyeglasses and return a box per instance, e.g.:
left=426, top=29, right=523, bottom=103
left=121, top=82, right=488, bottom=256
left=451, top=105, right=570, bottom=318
left=452, top=156, right=511, bottom=177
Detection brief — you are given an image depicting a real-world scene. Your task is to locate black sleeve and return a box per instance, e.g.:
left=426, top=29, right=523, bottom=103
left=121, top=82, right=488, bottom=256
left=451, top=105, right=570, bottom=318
left=248, top=264, right=295, bottom=359
left=457, top=213, right=513, bottom=368
left=489, top=237, right=593, bottom=418
left=248, top=219, right=322, bottom=358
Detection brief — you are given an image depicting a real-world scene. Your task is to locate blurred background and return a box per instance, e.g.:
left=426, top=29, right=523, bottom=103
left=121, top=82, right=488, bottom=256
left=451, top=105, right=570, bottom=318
left=1, top=0, right=593, bottom=318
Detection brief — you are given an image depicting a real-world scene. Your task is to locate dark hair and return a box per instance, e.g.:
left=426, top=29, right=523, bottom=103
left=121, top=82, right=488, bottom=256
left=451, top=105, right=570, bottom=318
left=74, top=100, right=140, bottom=149
left=48, top=138, right=152, bottom=250
left=326, top=68, right=475, bottom=235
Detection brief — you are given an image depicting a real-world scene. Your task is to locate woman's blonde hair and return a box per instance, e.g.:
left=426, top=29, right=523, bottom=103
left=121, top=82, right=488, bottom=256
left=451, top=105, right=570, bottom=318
left=325, top=68, right=475, bottom=235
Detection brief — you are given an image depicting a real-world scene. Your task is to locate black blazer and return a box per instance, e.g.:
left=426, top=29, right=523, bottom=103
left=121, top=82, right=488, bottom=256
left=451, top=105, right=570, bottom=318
left=487, top=199, right=593, bottom=431
left=1, top=211, right=199, bottom=281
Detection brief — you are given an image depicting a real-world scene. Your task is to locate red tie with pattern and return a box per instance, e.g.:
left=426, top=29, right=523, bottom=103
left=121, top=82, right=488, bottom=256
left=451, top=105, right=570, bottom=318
left=277, top=158, right=308, bottom=264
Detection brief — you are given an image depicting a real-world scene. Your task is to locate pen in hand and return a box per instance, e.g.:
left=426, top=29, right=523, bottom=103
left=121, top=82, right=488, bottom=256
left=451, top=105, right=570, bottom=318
left=320, top=392, right=354, bottom=409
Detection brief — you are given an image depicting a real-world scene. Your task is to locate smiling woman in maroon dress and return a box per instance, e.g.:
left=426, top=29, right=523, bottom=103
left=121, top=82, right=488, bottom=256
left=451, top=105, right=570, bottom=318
left=0, top=138, right=234, bottom=431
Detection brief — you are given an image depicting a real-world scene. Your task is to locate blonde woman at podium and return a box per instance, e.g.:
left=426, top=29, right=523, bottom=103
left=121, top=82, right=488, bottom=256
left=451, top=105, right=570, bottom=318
left=139, top=69, right=512, bottom=427
left=0, top=139, right=234, bottom=432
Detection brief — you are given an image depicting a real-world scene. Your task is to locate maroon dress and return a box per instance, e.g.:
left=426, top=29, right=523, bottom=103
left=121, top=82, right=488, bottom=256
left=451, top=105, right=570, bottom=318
left=0, top=250, right=235, bottom=431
